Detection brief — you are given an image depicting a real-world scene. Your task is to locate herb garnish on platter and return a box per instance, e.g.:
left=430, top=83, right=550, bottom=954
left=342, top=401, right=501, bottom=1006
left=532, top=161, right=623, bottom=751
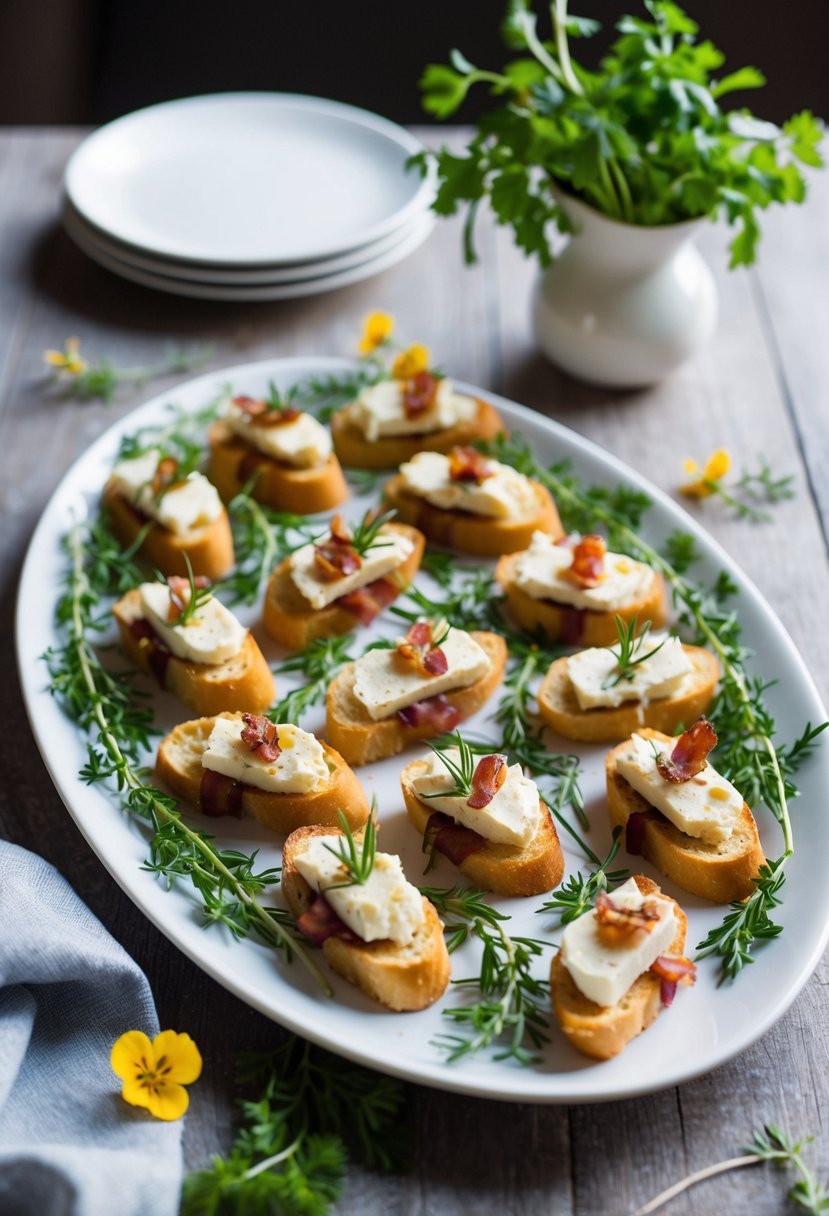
left=603, top=615, right=667, bottom=689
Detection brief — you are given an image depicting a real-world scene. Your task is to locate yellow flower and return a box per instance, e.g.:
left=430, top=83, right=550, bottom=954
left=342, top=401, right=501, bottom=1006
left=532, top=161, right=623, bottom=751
left=357, top=311, right=394, bottom=355
left=43, top=336, right=87, bottom=375
left=392, top=343, right=431, bottom=380
left=111, top=1029, right=202, bottom=1121
left=680, top=448, right=732, bottom=498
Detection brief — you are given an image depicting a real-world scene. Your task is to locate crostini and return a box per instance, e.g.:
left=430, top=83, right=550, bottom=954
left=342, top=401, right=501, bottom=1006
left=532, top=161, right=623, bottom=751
left=551, top=874, right=696, bottom=1060
left=400, top=736, right=564, bottom=897
left=605, top=719, right=765, bottom=902
left=114, top=574, right=274, bottom=716
left=330, top=370, right=505, bottom=469
left=538, top=619, right=719, bottom=742
left=282, top=822, right=451, bottom=1011
left=326, top=619, right=508, bottom=766
left=207, top=393, right=349, bottom=514
left=156, top=711, right=371, bottom=834
left=263, top=509, right=425, bottom=650
left=496, top=531, right=667, bottom=646
left=383, top=447, right=563, bottom=557
left=104, top=448, right=234, bottom=580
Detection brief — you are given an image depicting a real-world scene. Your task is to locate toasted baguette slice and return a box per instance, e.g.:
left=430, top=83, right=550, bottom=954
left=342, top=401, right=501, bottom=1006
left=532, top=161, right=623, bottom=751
left=103, top=480, right=235, bottom=581
left=156, top=713, right=371, bottom=833
left=326, top=632, right=508, bottom=766
left=495, top=551, right=667, bottom=646
left=382, top=475, right=562, bottom=558
left=206, top=419, right=349, bottom=514
left=263, top=523, right=426, bottom=651
left=606, top=729, right=765, bottom=902
left=282, top=824, right=451, bottom=1011
left=330, top=398, right=506, bottom=470
left=552, top=875, right=687, bottom=1060
left=400, top=759, right=564, bottom=896
left=113, top=589, right=275, bottom=716
left=537, top=646, right=720, bottom=743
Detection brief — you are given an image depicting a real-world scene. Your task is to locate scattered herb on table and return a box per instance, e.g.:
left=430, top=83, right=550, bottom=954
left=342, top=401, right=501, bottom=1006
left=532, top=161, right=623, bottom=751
left=681, top=448, right=795, bottom=522
left=44, top=337, right=213, bottom=402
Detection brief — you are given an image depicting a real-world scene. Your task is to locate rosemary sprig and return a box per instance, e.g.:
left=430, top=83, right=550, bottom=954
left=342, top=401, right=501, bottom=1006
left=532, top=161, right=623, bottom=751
left=537, top=829, right=628, bottom=925
left=117, top=395, right=224, bottom=473
left=289, top=366, right=386, bottom=423
left=224, top=488, right=318, bottom=606
left=602, top=614, right=666, bottom=688
left=348, top=506, right=397, bottom=556
left=421, top=883, right=507, bottom=953
left=423, top=731, right=478, bottom=798
left=323, top=811, right=377, bottom=888
left=166, top=555, right=213, bottom=626
left=268, top=635, right=355, bottom=725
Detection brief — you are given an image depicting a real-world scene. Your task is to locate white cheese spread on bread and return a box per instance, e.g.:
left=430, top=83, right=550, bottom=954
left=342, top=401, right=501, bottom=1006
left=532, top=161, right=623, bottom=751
left=290, top=529, right=414, bottom=610
left=398, top=451, right=537, bottom=520
left=568, top=636, right=692, bottom=710
left=224, top=402, right=331, bottom=468
left=615, top=733, right=743, bottom=843
left=202, top=718, right=328, bottom=794
left=561, top=877, right=676, bottom=1007
left=352, top=627, right=490, bottom=721
left=110, top=449, right=223, bottom=536
left=138, top=583, right=247, bottom=664
left=346, top=377, right=477, bottom=440
left=410, top=748, right=541, bottom=847
left=295, top=837, right=424, bottom=944
left=514, top=531, right=654, bottom=610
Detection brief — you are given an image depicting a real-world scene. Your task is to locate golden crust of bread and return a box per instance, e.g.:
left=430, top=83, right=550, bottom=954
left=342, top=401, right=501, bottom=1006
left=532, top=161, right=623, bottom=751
left=552, top=875, right=688, bottom=1060
left=262, top=523, right=426, bottom=651
left=113, top=589, right=275, bottom=716
left=605, top=729, right=766, bottom=902
left=325, top=632, right=508, bottom=767
left=155, top=713, right=371, bottom=833
left=281, top=824, right=451, bottom=1011
left=102, top=480, right=235, bottom=581
left=537, top=646, right=720, bottom=743
left=495, top=551, right=668, bottom=646
left=400, top=759, right=564, bottom=897
left=330, top=397, right=506, bottom=470
left=382, top=474, right=563, bottom=558
left=206, top=419, right=349, bottom=514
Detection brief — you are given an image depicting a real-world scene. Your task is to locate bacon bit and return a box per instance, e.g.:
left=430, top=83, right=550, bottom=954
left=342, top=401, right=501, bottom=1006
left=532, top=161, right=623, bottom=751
left=563, top=534, right=606, bottom=587
left=166, top=573, right=210, bottom=622
left=651, top=954, right=697, bottom=1005
left=240, top=713, right=281, bottom=763
left=625, top=811, right=647, bottom=856
left=151, top=456, right=180, bottom=497
left=296, top=894, right=361, bottom=946
left=397, top=694, right=461, bottom=733
left=656, top=717, right=718, bottom=784
left=396, top=621, right=448, bottom=677
left=313, top=514, right=362, bottom=582
left=199, top=768, right=243, bottom=818
left=128, top=618, right=170, bottom=686
left=448, top=445, right=493, bottom=485
left=402, top=370, right=439, bottom=419
left=336, top=576, right=398, bottom=625
left=594, top=891, right=661, bottom=942
left=467, top=754, right=507, bottom=809
left=424, top=811, right=486, bottom=866
left=232, top=394, right=300, bottom=427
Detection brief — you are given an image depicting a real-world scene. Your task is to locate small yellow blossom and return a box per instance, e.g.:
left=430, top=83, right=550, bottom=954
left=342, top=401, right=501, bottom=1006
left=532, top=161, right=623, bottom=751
left=392, top=343, right=431, bottom=380
left=357, top=311, right=394, bottom=356
left=680, top=448, right=732, bottom=498
left=111, top=1029, right=202, bottom=1122
left=43, top=336, right=87, bottom=376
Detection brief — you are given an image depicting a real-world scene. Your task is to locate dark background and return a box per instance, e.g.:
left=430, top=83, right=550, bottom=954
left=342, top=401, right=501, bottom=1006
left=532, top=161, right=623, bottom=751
left=0, top=0, right=826, bottom=128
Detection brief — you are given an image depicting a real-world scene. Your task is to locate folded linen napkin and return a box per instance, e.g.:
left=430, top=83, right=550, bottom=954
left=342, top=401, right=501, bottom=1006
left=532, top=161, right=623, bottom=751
left=0, top=840, right=183, bottom=1216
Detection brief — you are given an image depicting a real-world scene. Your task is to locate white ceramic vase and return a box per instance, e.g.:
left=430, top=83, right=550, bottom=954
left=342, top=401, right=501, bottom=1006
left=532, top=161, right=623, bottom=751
left=532, top=189, right=718, bottom=388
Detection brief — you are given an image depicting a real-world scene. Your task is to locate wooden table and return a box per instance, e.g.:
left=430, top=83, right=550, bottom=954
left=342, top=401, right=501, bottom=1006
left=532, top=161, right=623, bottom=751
left=1, top=127, right=827, bottom=1214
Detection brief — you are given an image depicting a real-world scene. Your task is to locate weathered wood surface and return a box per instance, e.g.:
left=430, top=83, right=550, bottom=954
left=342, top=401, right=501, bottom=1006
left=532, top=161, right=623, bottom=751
left=0, top=126, right=827, bottom=1215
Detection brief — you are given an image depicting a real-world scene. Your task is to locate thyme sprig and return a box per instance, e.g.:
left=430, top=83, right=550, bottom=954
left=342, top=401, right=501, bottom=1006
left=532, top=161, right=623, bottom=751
left=117, top=395, right=224, bottom=473
left=603, top=615, right=666, bottom=688
left=268, top=635, right=356, bottom=725
left=45, top=340, right=213, bottom=403
left=323, top=811, right=377, bottom=889
left=537, top=828, right=628, bottom=925
left=224, top=488, right=319, bottom=606
left=289, top=366, right=385, bottom=423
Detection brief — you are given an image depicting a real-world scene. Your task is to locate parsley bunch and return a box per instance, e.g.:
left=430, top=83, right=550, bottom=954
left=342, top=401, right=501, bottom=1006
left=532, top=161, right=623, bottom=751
left=415, top=0, right=823, bottom=267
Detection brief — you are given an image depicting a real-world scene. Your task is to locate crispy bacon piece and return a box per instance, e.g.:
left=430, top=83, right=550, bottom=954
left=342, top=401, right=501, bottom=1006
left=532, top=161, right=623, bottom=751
left=128, top=618, right=170, bottom=686
left=563, top=534, right=606, bottom=587
left=396, top=621, right=448, bottom=677
left=199, top=769, right=244, bottom=818
left=424, top=811, right=487, bottom=866
left=448, top=445, right=493, bottom=485
left=625, top=811, right=647, bottom=856
left=296, top=894, right=361, bottom=946
left=397, top=694, right=461, bottom=733
left=656, top=717, right=718, bottom=784
left=313, top=514, right=362, bottom=581
left=594, top=890, right=661, bottom=941
left=151, top=456, right=180, bottom=497
left=336, top=576, right=398, bottom=625
left=232, top=394, right=301, bottom=426
left=166, top=573, right=210, bottom=622
left=650, top=954, right=697, bottom=1006
left=240, top=713, right=281, bottom=763
left=467, top=754, right=507, bottom=809
left=403, top=371, right=439, bottom=419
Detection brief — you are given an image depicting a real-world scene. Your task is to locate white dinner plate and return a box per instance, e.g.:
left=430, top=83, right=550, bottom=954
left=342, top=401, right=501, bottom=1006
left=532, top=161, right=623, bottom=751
left=64, top=94, right=434, bottom=266
left=16, top=357, right=829, bottom=1104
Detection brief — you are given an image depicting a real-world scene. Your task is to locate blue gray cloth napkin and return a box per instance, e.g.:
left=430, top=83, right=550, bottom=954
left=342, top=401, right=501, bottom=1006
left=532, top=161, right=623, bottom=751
left=0, top=841, right=183, bottom=1216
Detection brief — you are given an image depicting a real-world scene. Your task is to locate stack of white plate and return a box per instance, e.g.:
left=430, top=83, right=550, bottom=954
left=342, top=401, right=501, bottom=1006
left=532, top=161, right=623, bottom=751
left=62, top=93, right=436, bottom=302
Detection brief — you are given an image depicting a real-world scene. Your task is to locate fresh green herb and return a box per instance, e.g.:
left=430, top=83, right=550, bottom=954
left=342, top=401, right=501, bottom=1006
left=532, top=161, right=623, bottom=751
left=268, top=635, right=355, bottom=725
left=422, top=883, right=508, bottom=953
left=117, top=395, right=224, bottom=475
left=323, top=810, right=377, bottom=888
left=415, top=0, right=823, bottom=268
left=423, top=732, right=479, bottom=799
left=166, top=554, right=213, bottom=626
left=45, top=340, right=213, bottom=403
left=664, top=528, right=702, bottom=574
left=538, top=828, right=628, bottom=924
left=290, top=367, right=386, bottom=423
left=83, top=513, right=149, bottom=599
left=602, top=615, right=666, bottom=688
left=699, top=456, right=796, bottom=523
left=346, top=466, right=386, bottom=495
left=394, top=560, right=507, bottom=634
left=348, top=506, right=398, bottom=556
left=224, top=488, right=319, bottom=606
